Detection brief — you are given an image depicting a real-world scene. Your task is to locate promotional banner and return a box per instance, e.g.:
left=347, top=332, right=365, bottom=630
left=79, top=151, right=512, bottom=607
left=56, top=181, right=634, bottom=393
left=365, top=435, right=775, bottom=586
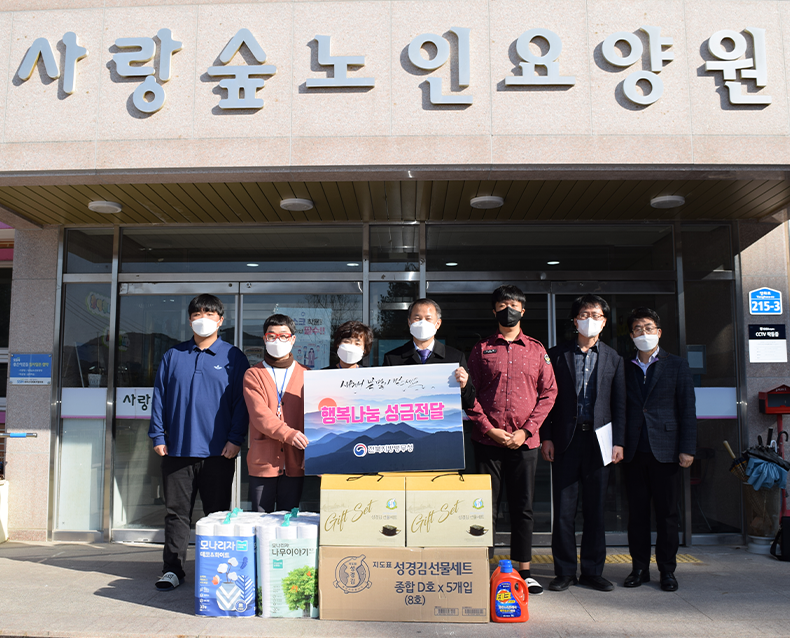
left=303, top=363, right=464, bottom=474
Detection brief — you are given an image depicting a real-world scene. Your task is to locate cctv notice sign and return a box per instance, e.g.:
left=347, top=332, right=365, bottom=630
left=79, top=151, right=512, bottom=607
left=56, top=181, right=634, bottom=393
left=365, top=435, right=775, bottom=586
left=748, top=324, right=788, bottom=364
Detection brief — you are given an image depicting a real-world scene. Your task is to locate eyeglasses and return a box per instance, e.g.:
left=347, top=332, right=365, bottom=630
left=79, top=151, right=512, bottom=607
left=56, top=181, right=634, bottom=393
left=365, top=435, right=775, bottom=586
left=631, top=325, right=658, bottom=336
left=577, top=312, right=604, bottom=320
left=264, top=333, right=293, bottom=343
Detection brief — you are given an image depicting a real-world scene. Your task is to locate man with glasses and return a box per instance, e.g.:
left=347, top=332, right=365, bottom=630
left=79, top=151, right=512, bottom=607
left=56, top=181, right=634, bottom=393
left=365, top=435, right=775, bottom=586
left=622, top=307, right=696, bottom=592
left=243, top=314, right=309, bottom=513
left=149, top=294, right=250, bottom=591
left=541, top=295, right=625, bottom=593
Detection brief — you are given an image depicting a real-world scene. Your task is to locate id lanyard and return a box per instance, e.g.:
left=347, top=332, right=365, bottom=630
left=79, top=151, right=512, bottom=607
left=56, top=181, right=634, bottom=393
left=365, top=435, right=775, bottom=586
left=265, top=363, right=291, bottom=417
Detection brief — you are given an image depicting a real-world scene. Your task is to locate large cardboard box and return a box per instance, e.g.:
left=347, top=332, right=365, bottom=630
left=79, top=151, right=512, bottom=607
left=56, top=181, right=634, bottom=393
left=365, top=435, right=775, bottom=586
left=405, top=474, right=492, bottom=547
left=320, top=474, right=406, bottom=547
left=319, top=546, right=489, bottom=623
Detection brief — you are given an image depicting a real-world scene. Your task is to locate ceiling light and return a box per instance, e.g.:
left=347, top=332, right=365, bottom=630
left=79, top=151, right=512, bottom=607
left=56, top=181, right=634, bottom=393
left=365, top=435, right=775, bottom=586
left=445, top=262, right=458, bottom=267
left=347, top=262, right=360, bottom=267
left=470, top=196, right=504, bottom=209
left=88, top=200, right=122, bottom=214
left=650, top=195, right=685, bottom=209
left=280, top=198, right=314, bottom=212
left=547, top=261, right=560, bottom=265
left=247, top=263, right=259, bottom=267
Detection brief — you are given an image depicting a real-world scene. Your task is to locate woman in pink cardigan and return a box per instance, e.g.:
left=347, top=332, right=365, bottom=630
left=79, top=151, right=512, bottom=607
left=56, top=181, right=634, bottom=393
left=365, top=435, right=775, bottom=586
left=243, top=314, right=309, bottom=513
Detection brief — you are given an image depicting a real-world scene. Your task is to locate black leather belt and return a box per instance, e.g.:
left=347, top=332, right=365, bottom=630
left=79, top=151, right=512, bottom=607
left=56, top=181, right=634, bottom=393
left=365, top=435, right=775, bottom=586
left=578, top=422, right=593, bottom=432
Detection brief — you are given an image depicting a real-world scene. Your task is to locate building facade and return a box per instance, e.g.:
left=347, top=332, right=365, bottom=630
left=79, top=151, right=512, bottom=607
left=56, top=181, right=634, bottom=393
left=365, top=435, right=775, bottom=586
left=1, top=0, right=789, bottom=547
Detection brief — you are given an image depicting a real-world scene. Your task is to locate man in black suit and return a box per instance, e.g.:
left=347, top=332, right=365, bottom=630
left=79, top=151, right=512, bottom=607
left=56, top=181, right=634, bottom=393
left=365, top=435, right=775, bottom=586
left=541, top=295, right=625, bottom=593
left=382, top=298, right=475, bottom=410
left=622, top=307, right=696, bottom=592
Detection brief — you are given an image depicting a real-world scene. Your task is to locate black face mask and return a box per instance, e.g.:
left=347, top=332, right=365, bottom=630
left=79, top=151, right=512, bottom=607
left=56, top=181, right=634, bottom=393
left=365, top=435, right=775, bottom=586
left=496, top=306, right=522, bottom=328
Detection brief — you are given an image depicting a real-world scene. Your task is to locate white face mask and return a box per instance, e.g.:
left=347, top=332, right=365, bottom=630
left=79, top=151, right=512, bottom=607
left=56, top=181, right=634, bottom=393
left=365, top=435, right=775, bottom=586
left=633, top=334, right=659, bottom=352
left=576, top=318, right=604, bottom=338
left=337, top=343, right=365, bottom=365
left=265, top=339, right=293, bottom=358
left=410, top=319, right=437, bottom=342
left=191, top=317, right=219, bottom=338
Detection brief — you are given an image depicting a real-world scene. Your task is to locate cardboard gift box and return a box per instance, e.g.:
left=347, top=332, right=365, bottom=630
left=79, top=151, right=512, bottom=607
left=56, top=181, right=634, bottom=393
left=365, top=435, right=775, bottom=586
left=318, top=546, right=489, bottom=623
left=320, top=474, right=406, bottom=547
left=405, top=473, right=492, bottom=547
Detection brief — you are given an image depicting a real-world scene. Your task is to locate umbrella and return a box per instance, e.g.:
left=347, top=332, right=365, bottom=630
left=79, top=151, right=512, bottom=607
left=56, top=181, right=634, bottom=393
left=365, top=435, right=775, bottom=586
left=723, top=440, right=748, bottom=482
left=746, top=456, right=789, bottom=491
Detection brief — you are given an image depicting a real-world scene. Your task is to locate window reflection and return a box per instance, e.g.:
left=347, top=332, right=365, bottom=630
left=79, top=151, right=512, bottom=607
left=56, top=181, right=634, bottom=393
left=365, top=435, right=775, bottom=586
left=427, top=224, right=674, bottom=272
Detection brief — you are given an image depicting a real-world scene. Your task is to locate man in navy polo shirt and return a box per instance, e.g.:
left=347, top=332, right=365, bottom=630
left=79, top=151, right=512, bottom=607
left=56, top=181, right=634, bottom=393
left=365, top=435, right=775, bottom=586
left=149, top=294, right=250, bottom=591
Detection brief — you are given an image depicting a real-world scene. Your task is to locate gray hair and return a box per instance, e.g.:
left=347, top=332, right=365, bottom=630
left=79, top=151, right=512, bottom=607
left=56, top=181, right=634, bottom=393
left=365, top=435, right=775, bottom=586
left=407, top=298, right=442, bottom=320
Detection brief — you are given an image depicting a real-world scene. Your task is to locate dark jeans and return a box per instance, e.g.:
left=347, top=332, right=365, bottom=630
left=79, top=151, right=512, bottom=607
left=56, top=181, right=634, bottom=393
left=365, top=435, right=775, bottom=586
left=249, top=474, right=304, bottom=513
left=474, top=442, right=539, bottom=563
left=624, top=450, right=681, bottom=573
left=161, top=455, right=235, bottom=580
left=551, top=427, right=609, bottom=577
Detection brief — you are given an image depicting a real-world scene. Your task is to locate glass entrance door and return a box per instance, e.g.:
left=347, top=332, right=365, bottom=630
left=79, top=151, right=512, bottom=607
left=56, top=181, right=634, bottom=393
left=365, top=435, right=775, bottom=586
left=112, top=284, right=237, bottom=542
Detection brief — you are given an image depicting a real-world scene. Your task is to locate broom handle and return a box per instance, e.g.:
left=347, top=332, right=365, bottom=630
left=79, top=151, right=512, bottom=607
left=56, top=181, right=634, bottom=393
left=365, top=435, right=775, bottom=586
left=723, top=440, right=736, bottom=460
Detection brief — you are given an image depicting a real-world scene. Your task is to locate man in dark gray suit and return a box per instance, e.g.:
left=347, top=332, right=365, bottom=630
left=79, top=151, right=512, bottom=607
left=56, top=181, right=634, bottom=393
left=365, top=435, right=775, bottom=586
left=542, top=294, right=625, bottom=592
left=622, top=307, right=696, bottom=592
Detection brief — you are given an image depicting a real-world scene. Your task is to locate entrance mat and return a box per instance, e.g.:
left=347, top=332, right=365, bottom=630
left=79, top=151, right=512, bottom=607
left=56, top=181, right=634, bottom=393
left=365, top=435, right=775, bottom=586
left=492, top=554, right=702, bottom=565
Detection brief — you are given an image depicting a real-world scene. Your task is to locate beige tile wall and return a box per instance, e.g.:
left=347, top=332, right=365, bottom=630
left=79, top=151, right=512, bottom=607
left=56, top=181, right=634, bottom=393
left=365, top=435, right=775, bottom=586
left=0, top=1, right=789, bottom=171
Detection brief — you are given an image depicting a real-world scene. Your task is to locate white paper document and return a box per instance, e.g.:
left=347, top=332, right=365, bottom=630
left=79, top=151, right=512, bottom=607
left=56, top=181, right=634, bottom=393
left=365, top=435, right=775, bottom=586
left=596, top=422, right=613, bottom=466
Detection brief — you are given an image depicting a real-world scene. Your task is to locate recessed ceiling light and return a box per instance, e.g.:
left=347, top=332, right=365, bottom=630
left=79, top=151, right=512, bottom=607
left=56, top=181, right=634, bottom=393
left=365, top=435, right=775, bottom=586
left=445, top=262, right=458, bottom=267
left=347, top=262, right=360, bottom=267
left=88, top=200, right=122, bottom=214
left=280, top=198, right=314, bottom=212
left=247, top=263, right=259, bottom=267
left=547, top=261, right=560, bottom=265
left=650, top=195, right=685, bottom=209
left=470, top=196, right=505, bottom=209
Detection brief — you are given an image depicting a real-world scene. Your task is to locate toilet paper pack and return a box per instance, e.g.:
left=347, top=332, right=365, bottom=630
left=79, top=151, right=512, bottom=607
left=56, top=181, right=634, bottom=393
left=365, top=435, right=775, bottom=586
left=195, top=511, right=258, bottom=616
left=255, top=512, right=319, bottom=618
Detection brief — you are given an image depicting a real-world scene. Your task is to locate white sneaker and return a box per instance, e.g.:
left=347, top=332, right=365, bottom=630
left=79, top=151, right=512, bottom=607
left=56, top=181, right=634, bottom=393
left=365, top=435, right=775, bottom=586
left=525, top=577, right=543, bottom=595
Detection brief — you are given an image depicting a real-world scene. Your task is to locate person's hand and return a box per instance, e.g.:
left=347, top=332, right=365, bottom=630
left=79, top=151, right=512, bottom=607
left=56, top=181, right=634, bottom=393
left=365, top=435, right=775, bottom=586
left=454, top=367, right=468, bottom=389
left=154, top=445, right=168, bottom=457
left=486, top=428, right=510, bottom=446
left=612, top=445, right=624, bottom=464
left=221, top=442, right=241, bottom=459
left=542, top=440, right=555, bottom=462
left=291, top=432, right=309, bottom=450
left=506, top=429, right=527, bottom=449
left=679, top=453, right=694, bottom=468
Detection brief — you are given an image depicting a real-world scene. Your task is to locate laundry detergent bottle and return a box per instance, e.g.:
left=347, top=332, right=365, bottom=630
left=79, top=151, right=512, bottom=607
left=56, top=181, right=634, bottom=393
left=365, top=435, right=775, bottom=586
left=490, top=559, right=528, bottom=623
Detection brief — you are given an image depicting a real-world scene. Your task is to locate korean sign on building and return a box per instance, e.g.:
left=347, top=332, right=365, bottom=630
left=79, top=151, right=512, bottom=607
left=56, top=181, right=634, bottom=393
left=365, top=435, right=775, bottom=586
left=4, top=1, right=790, bottom=171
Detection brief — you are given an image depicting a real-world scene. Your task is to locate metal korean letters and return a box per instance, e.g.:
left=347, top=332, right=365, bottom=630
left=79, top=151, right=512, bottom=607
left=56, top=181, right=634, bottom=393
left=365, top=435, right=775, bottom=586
left=15, top=23, right=778, bottom=115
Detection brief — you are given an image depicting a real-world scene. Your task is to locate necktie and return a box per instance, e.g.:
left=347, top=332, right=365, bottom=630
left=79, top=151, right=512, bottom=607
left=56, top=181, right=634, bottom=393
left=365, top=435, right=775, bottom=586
left=417, top=348, right=430, bottom=363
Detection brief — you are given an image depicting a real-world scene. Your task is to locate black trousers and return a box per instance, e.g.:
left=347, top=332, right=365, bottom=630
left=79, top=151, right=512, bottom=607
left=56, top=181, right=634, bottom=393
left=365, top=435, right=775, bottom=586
left=475, top=442, right=539, bottom=563
left=551, top=428, right=609, bottom=577
left=249, top=474, right=304, bottom=513
left=624, top=450, right=681, bottom=573
left=161, top=455, right=235, bottom=579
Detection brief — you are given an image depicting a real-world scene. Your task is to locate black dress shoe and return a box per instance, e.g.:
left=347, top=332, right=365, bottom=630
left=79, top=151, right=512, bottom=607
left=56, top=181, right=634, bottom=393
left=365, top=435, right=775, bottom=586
left=578, top=574, right=614, bottom=592
left=660, top=572, right=678, bottom=591
left=624, top=568, right=650, bottom=588
left=548, top=575, right=577, bottom=591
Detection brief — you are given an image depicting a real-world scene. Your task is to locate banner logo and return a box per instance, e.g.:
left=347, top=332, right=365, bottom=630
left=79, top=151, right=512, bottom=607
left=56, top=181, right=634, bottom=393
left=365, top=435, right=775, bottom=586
left=353, top=443, right=367, bottom=457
